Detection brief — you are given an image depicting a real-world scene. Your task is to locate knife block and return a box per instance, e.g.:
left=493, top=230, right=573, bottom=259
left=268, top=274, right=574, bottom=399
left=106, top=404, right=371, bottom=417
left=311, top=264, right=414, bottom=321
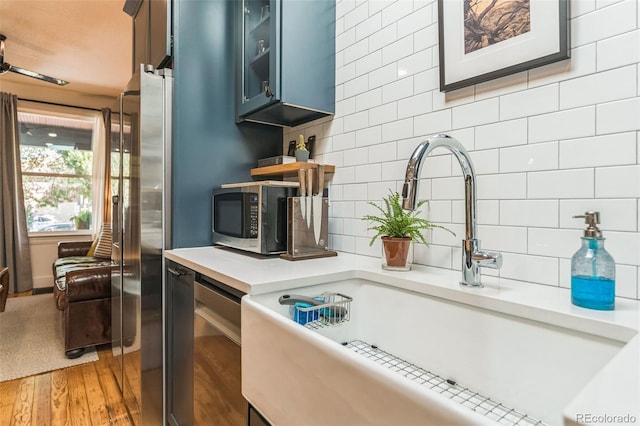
left=280, top=196, right=337, bottom=261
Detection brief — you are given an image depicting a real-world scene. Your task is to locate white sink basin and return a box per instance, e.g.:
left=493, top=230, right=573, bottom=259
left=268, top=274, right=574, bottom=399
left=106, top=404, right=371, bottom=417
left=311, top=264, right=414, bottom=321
left=242, top=278, right=630, bottom=426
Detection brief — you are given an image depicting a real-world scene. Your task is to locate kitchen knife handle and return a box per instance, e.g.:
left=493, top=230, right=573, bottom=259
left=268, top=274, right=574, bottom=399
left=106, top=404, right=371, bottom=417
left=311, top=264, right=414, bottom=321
left=317, top=165, right=325, bottom=197
left=307, top=168, right=314, bottom=196
left=298, top=169, right=306, bottom=197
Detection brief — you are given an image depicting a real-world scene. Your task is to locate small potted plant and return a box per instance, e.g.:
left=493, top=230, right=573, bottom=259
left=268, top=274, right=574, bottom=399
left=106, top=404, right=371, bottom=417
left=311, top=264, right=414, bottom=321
left=362, top=191, right=454, bottom=270
left=294, top=134, right=309, bottom=162
left=72, top=209, right=91, bottom=230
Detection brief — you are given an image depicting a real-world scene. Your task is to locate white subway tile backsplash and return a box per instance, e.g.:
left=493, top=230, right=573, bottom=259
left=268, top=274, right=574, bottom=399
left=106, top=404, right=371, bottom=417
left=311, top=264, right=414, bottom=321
left=287, top=0, right=640, bottom=298
left=369, top=63, right=397, bottom=89
left=343, top=183, right=369, bottom=200
left=606, top=231, right=640, bottom=266
left=344, top=2, right=369, bottom=31
left=355, top=51, right=383, bottom=77
left=369, top=102, right=398, bottom=126
left=528, top=169, right=595, bottom=199
left=500, top=84, right=559, bottom=121
left=413, top=24, right=438, bottom=51
left=382, top=36, right=414, bottom=66
left=528, top=44, right=597, bottom=89
left=528, top=228, right=582, bottom=258
left=414, top=244, right=453, bottom=269
left=382, top=117, right=413, bottom=142
left=595, top=165, right=640, bottom=198
left=597, top=30, right=640, bottom=71
left=615, top=265, right=638, bottom=299
left=560, top=199, right=638, bottom=232
left=354, top=163, right=382, bottom=183
left=469, top=149, right=499, bottom=175
left=528, top=107, right=596, bottom=144
left=397, top=49, right=432, bottom=79
left=559, top=65, right=637, bottom=109
left=476, top=200, right=500, bottom=225
left=332, top=132, right=356, bottom=150
left=500, top=142, right=559, bottom=173
left=382, top=77, right=414, bottom=103
left=560, top=133, right=637, bottom=168
left=343, top=74, right=369, bottom=98
left=343, top=147, right=369, bottom=166
left=397, top=5, right=432, bottom=39
left=597, top=98, right=640, bottom=134
left=355, top=88, right=382, bottom=111
left=420, top=154, right=452, bottom=178
left=413, top=68, right=439, bottom=94
left=343, top=111, right=369, bottom=132
left=398, top=93, right=432, bottom=119
left=368, top=142, right=397, bottom=163
left=452, top=98, right=500, bottom=129
left=368, top=23, right=398, bottom=53
left=477, top=173, right=527, bottom=200
left=570, top=0, right=595, bottom=18
left=570, top=0, right=637, bottom=47
left=432, top=177, right=465, bottom=200
left=478, top=225, right=527, bottom=253
left=355, top=12, right=382, bottom=41
left=343, top=38, right=369, bottom=64
left=500, top=253, right=559, bottom=286
left=414, top=109, right=452, bottom=136
left=355, top=125, right=382, bottom=147
left=475, top=71, right=528, bottom=102
left=475, top=119, right=528, bottom=150
left=500, top=200, right=559, bottom=228
left=381, top=0, right=413, bottom=27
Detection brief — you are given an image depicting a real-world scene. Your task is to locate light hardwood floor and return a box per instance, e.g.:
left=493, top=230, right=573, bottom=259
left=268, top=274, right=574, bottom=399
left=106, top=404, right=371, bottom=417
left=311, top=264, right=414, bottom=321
left=0, top=292, right=135, bottom=426
left=0, top=344, right=135, bottom=426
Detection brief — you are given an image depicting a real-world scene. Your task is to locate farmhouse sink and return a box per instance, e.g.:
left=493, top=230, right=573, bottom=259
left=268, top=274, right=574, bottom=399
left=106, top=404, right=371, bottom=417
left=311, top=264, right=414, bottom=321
left=242, top=277, right=632, bottom=426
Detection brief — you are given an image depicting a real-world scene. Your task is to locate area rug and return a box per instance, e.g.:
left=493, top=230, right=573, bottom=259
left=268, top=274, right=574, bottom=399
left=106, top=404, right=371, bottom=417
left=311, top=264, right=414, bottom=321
left=0, top=294, right=99, bottom=382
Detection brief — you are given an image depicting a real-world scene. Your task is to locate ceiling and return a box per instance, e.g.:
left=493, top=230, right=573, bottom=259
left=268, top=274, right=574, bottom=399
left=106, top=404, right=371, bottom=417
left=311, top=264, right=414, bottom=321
left=0, top=0, right=132, bottom=99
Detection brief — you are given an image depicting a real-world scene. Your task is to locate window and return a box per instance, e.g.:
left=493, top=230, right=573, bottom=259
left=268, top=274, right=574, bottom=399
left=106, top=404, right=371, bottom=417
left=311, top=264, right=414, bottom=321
left=18, top=105, right=101, bottom=233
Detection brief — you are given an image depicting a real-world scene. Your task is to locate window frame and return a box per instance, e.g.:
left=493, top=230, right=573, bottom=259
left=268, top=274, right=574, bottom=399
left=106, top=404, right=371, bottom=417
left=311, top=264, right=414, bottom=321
left=18, top=101, right=102, bottom=237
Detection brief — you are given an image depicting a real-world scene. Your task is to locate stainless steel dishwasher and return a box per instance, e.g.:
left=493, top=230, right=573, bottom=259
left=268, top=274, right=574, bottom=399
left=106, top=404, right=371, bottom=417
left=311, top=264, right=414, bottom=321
left=193, top=274, right=246, bottom=425
left=167, top=263, right=246, bottom=426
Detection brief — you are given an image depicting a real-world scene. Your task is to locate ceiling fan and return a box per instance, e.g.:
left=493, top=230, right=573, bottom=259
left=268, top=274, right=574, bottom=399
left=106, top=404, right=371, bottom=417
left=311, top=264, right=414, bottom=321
left=0, top=33, right=69, bottom=86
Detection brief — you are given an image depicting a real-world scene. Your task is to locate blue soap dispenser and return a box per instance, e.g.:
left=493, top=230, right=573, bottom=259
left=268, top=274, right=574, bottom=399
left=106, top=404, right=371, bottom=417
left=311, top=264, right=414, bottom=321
left=571, top=211, right=615, bottom=310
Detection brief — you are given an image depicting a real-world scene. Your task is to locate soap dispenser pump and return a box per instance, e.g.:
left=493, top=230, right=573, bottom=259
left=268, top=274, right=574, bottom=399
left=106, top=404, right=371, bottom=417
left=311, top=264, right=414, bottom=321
left=571, top=212, right=615, bottom=310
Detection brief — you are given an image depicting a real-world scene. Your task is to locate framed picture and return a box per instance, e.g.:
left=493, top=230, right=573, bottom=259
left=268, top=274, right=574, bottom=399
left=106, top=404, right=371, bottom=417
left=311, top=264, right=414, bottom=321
left=438, top=0, right=569, bottom=92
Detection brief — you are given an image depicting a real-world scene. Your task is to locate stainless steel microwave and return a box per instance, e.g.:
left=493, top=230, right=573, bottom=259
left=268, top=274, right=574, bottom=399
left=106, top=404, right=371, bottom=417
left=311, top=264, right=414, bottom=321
left=212, top=181, right=298, bottom=254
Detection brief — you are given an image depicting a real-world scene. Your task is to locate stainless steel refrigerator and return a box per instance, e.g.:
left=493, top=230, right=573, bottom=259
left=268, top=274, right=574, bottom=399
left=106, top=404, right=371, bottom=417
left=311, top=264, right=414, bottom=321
left=111, top=65, right=172, bottom=426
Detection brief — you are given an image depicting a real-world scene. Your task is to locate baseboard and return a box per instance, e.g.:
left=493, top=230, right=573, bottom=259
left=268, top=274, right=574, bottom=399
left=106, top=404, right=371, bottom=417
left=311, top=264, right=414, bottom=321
left=33, top=287, right=53, bottom=295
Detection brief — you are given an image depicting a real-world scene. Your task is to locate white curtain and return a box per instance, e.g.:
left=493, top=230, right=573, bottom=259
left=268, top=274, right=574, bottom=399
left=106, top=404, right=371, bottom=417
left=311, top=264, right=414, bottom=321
left=91, top=112, right=106, bottom=232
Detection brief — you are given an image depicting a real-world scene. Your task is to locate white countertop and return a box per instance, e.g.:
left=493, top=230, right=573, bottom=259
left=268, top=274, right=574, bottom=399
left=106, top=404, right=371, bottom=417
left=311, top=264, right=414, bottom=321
left=165, top=246, right=640, bottom=424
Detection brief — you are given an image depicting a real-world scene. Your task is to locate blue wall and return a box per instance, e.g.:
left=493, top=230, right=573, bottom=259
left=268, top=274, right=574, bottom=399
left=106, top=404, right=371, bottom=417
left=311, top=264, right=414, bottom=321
left=172, top=0, right=282, bottom=248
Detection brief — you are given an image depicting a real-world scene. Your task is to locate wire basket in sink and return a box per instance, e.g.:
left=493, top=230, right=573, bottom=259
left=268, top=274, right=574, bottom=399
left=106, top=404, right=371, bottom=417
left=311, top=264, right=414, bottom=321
left=279, top=292, right=352, bottom=329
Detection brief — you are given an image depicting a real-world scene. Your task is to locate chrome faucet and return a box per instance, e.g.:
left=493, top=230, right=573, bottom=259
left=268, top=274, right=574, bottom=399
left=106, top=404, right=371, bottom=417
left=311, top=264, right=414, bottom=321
left=402, top=134, right=502, bottom=287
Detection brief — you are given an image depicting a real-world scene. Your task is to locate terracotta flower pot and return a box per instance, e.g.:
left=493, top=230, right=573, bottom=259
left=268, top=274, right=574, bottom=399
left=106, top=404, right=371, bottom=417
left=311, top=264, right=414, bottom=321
left=381, top=236, right=412, bottom=269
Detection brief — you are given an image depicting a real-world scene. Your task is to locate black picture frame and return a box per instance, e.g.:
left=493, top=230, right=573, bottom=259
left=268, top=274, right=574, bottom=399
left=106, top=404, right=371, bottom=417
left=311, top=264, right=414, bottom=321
left=438, top=0, right=569, bottom=92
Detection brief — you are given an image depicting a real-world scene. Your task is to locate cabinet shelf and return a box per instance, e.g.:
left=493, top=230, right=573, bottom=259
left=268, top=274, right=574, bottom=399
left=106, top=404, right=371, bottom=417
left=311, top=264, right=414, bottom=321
left=249, top=48, right=270, bottom=70
left=249, top=15, right=270, bottom=34
left=251, top=162, right=335, bottom=177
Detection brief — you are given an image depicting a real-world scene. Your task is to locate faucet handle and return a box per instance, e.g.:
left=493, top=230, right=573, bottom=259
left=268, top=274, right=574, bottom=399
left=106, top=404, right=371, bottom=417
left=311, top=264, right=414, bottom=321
left=472, top=250, right=503, bottom=269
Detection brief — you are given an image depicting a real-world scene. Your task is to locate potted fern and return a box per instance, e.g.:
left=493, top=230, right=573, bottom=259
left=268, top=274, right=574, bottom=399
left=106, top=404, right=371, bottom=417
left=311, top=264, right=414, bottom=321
left=362, top=191, right=454, bottom=270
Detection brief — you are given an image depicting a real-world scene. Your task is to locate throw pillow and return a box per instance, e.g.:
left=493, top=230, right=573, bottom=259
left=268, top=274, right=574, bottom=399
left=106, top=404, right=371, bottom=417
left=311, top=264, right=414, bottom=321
left=93, top=223, right=112, bottom=259
left=87, top=237, right=99, bottom=257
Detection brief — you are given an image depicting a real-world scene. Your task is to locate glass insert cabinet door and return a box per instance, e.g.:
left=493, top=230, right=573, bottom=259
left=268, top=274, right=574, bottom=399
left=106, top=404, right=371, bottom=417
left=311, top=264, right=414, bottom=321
left=241, top=0, right=278, bottom=115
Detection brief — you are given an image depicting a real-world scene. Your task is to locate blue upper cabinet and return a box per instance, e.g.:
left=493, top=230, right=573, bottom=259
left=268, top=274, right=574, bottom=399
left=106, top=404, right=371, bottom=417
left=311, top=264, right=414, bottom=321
left=237, top=0, right=335, bottom=127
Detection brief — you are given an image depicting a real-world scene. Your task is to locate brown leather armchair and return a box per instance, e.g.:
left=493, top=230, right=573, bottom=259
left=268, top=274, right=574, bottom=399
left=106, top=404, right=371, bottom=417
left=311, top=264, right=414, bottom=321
left=52, top=241, right=113, bottom=358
